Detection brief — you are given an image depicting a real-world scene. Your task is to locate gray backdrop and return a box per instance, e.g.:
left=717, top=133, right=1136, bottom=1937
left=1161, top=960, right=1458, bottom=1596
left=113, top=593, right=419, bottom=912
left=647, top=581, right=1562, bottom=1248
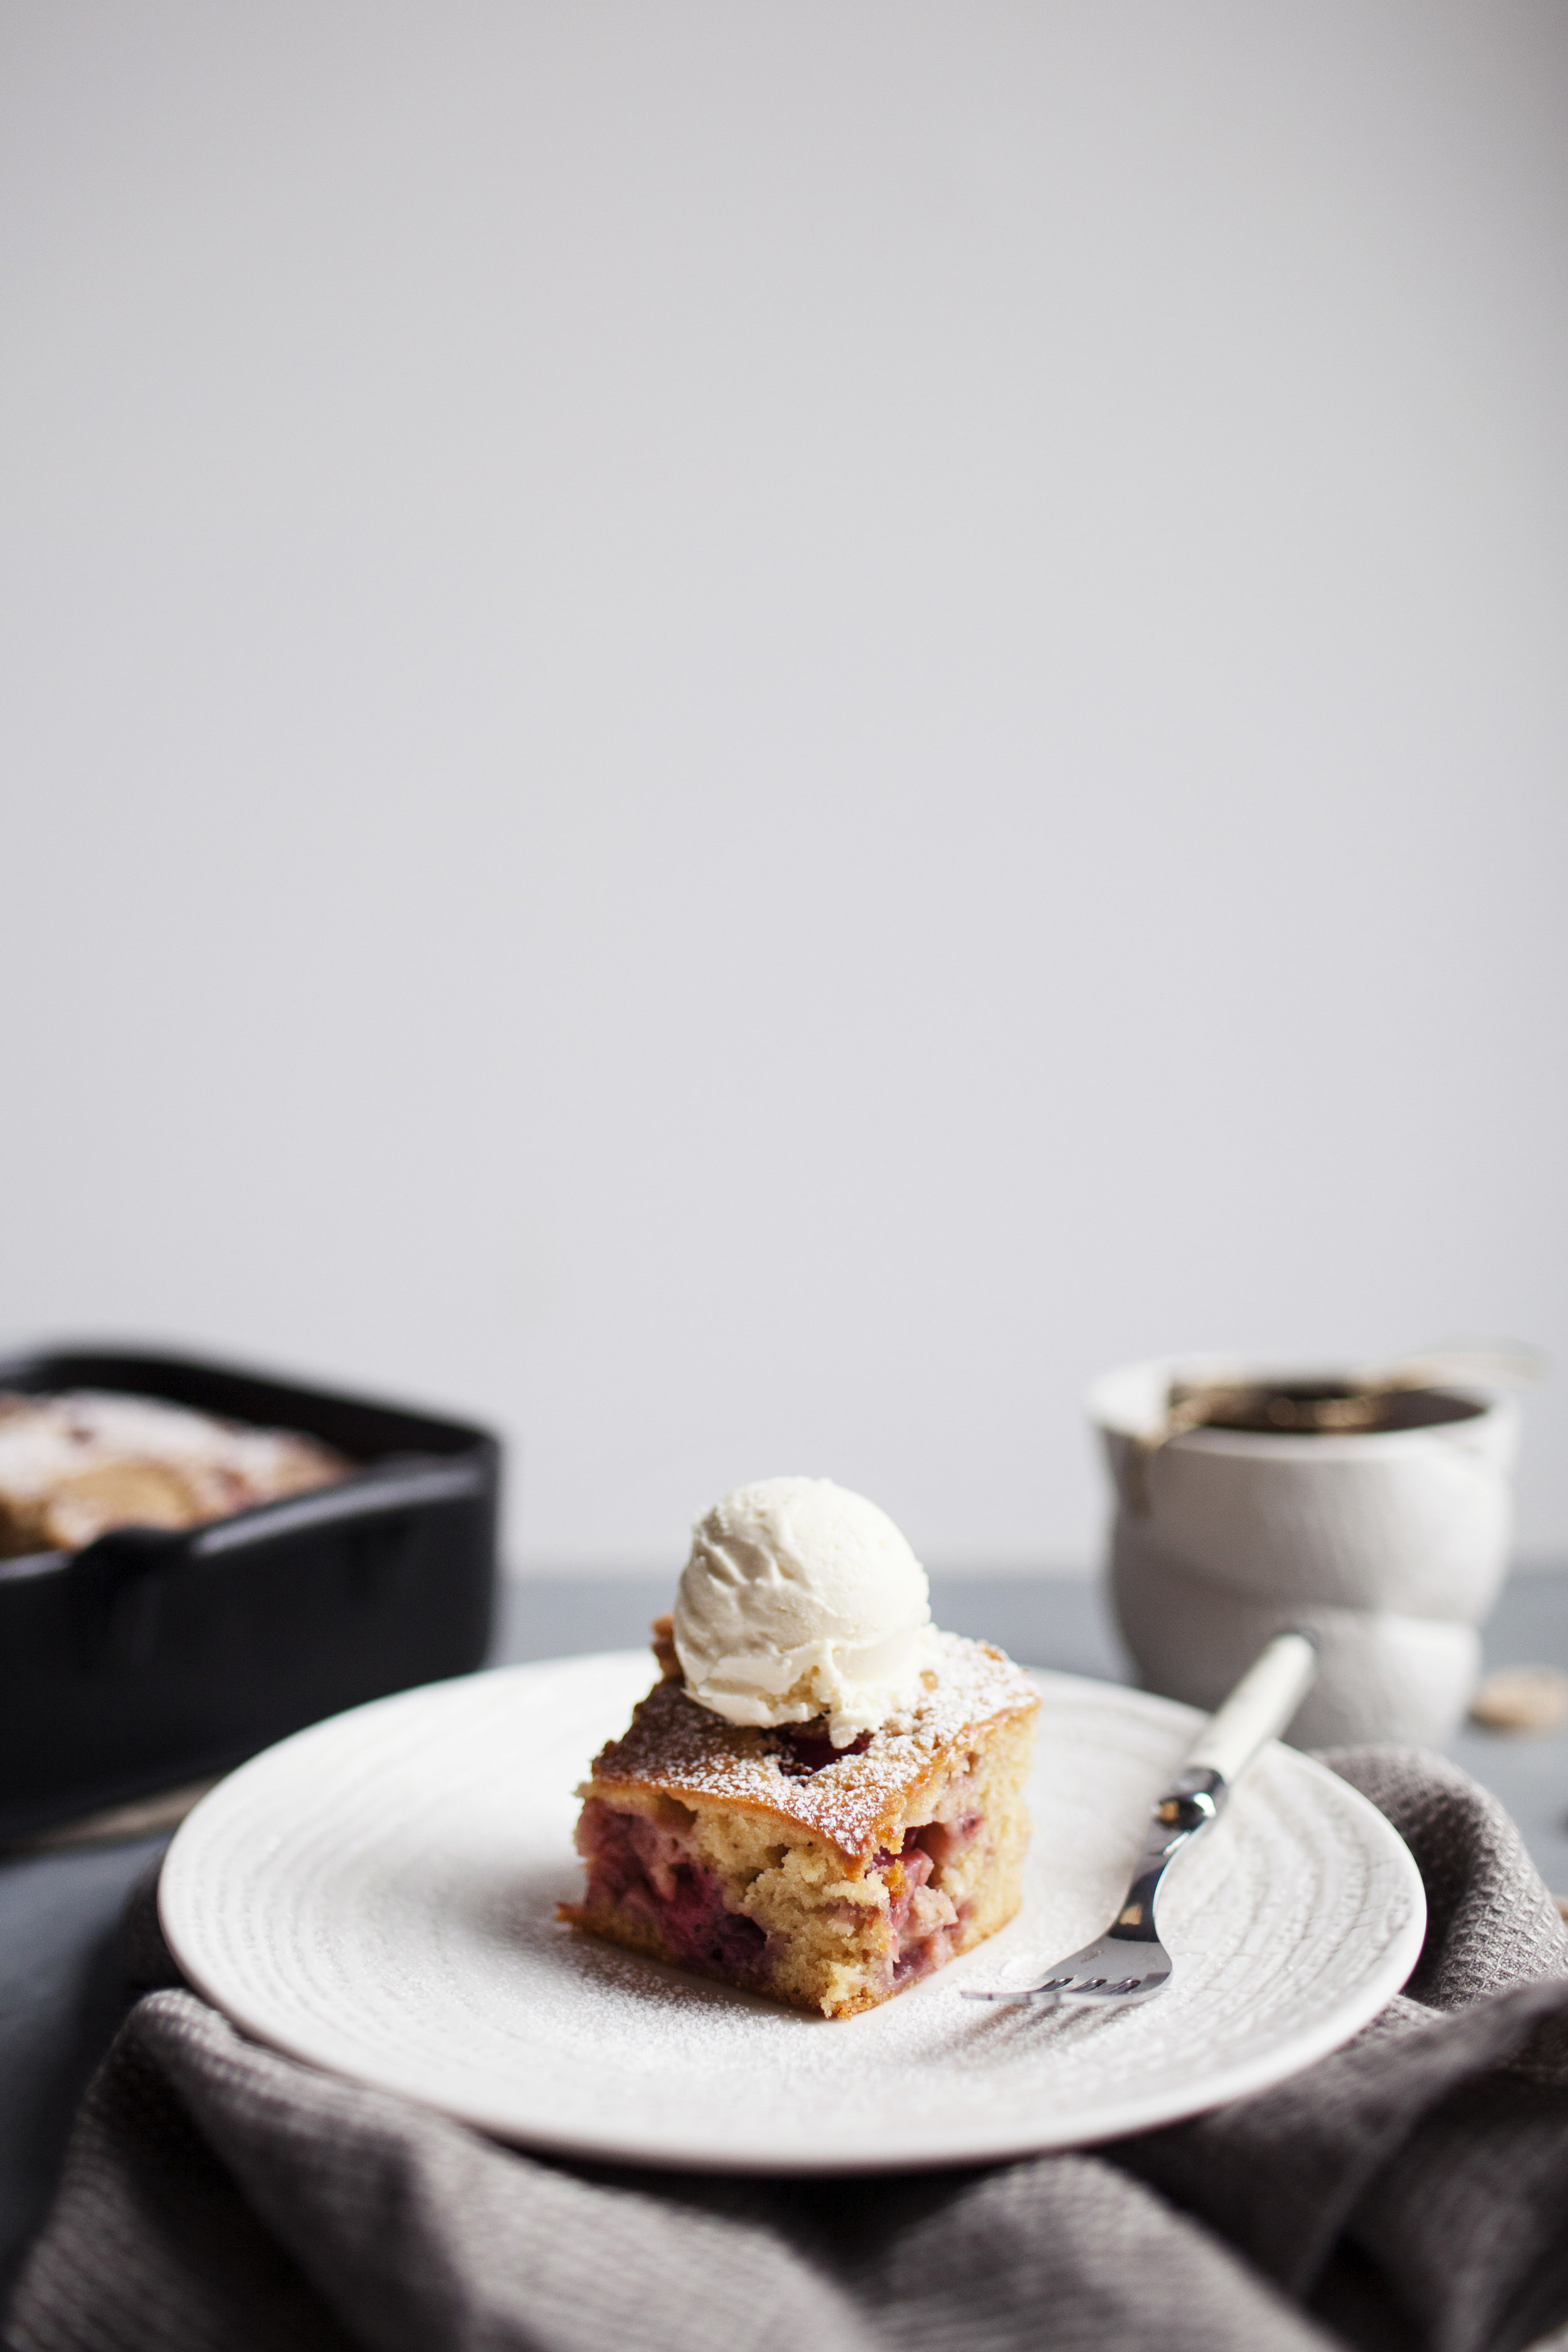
left=2, top=1, right=1564, bottom=1574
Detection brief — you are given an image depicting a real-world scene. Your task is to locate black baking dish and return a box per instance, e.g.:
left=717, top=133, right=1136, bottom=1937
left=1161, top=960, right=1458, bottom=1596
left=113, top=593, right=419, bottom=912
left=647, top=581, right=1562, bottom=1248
left=0, top=1345, right=501, bottom=1842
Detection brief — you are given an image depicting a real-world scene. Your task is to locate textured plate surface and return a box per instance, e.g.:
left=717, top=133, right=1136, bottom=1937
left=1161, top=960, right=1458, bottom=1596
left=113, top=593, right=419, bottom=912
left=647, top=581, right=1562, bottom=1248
left=160, top=1655, right=1425, bottom=2172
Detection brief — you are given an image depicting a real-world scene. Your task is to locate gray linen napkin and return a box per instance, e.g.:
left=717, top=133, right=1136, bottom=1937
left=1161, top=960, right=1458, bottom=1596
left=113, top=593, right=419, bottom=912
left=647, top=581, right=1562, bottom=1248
left=8, top=1746, right=1568, bottom=2352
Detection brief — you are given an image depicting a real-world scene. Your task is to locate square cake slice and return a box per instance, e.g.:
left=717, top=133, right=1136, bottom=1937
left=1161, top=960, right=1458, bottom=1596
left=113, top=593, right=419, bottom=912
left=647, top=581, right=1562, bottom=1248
left=559, top=1621, right=1040, bottom=2018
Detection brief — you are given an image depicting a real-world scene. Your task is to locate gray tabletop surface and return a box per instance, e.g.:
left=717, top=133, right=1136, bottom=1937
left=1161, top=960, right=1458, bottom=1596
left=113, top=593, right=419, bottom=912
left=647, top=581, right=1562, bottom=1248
left=4, top=1567, right=1567, bottom=2302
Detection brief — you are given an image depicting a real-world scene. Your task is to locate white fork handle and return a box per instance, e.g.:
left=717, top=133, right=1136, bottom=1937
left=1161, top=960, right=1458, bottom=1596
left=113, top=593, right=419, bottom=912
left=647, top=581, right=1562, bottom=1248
left=1181, top=1631, right=1317, bottom=1784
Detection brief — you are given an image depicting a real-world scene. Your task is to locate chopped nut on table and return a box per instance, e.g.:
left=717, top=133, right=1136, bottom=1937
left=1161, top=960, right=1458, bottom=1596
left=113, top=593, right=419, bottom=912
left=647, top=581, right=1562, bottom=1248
left=1469, top=1666, right=1568, bottom=1735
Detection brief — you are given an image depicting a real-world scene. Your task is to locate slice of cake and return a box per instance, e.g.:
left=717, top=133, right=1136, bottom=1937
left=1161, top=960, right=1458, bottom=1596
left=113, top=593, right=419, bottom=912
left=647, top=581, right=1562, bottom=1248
left=559, top=1477, right=1039, bottom=2018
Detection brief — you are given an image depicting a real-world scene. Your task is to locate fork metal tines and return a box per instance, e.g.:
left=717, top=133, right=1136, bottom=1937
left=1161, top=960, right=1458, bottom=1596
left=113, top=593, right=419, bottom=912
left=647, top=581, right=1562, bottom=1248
left=961, top=1776, right=1217, bottom=2010
left=959, top=1629, right=1320, bottom=2015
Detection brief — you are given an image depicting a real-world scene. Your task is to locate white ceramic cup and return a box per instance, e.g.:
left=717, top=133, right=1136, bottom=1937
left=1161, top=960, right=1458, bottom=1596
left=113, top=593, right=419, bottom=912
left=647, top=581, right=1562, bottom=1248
left=1087, top=1355, right=1520, bottom=1747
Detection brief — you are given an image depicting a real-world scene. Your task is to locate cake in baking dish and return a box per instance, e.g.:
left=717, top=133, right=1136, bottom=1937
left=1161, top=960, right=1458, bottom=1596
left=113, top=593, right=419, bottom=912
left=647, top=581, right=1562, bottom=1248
left=559, top=1477, right=1039, bottom=2018
left=0, top=1390, right=349, bottom=1557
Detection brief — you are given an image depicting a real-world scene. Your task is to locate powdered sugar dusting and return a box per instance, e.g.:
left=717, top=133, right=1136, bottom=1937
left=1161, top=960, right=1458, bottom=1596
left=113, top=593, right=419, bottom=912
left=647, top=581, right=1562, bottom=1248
left=586, top=1630, right=1040, bottom=1859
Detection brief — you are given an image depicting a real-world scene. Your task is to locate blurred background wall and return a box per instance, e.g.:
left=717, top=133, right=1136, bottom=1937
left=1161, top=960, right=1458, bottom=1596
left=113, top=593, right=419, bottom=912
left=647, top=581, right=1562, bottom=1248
left=2, top=0, right=1565, bottom=1576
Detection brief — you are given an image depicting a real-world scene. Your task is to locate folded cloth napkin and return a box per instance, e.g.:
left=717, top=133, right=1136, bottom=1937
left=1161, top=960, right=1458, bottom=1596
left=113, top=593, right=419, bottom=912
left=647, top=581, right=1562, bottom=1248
left=8, top=1747, right=1568, bottom=2352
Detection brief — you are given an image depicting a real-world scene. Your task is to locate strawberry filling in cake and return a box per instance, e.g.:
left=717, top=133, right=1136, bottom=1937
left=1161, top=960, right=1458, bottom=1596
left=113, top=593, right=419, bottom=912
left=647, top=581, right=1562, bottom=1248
left=573, top=1788, right=993, bottom=2001
left=573, top=1798, right=775, bottom=1988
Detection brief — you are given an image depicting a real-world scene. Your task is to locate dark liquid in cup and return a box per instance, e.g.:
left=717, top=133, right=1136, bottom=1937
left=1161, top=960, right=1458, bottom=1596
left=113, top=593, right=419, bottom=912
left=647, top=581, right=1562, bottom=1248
left=1168, top=1380, right=1485, bottom=1436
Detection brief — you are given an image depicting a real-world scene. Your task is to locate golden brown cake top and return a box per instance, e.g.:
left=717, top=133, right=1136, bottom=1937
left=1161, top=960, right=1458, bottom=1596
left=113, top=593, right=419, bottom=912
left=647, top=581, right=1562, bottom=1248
left=585, top=1629, right=1039, bottom=1862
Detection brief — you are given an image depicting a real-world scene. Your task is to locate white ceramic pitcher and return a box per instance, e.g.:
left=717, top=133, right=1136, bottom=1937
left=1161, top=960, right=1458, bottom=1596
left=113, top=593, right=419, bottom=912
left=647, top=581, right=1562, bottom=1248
left=1087, top=1355, right=1520, bottom=1747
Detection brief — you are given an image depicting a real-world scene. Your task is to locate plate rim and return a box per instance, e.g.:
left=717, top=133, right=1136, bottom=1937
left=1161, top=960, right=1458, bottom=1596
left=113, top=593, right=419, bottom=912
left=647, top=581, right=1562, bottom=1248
left=160, top=1653, right=1428, bottom=2174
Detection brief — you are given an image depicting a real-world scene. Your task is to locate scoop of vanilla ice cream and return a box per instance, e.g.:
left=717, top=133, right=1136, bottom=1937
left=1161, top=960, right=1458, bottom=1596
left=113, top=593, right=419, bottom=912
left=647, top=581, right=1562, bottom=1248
left=672, top=1476, right=940, bottom=1745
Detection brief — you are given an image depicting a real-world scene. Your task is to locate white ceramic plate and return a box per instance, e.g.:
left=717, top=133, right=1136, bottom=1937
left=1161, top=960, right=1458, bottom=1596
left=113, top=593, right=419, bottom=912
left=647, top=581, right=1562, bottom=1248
left=160, top=1655, right=1425, bottom=2173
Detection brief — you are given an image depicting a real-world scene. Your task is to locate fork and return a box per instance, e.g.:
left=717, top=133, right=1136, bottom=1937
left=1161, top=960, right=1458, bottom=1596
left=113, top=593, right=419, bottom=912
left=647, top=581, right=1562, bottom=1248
left=961, top=1631, right=1318, bottom=2010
